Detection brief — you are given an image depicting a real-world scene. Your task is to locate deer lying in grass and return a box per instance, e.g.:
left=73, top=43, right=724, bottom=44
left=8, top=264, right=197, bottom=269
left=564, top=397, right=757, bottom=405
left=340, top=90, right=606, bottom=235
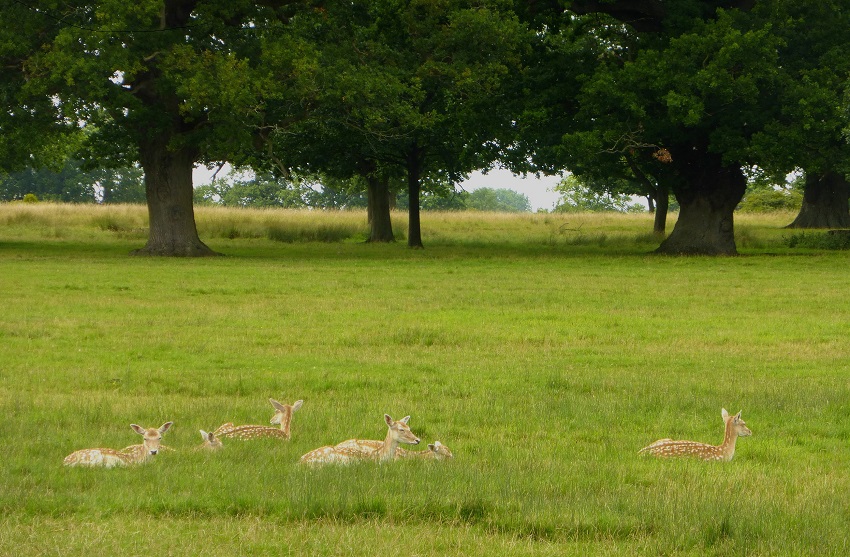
left=639, top=408, right=752, bottom=462
left=198, top=430, right=223, bottom=450
left=348, top=439, right=453, bottom=460
left=398, top=440, right=453, bottom=460
left=214, top=398, right=303, bottom=441
left=299, top=414, right=420, bottom=465
left=63, top=422, right=173, bottom=468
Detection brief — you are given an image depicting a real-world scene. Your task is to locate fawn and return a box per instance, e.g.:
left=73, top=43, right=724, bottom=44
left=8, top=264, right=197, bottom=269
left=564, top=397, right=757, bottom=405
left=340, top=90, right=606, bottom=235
left=214, top=398, right=303, bottom=440
left=398, top=440, right=453, bottom=460
left=198, top=429, right=223, bottom=450
left=63, top=422, right=173, bottom=468
left=299, top=414, right=420, bottom=465
left=639, top=408, right=752, bottom=461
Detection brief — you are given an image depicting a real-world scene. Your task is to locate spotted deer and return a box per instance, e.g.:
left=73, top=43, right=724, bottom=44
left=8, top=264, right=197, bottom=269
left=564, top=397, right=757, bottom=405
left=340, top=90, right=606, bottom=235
left=63, top=422, right=173, bottom=468
left=333, top=439, right=453, bottom=460
left=398, top=440, right=453, bottom=460
left=198, top=429, right=223, bottom=450
left=639, top=408, right=752, bottom=462
left=214, top=398, right=303, bottom=441
left=299, top=414, right=420, bottom=465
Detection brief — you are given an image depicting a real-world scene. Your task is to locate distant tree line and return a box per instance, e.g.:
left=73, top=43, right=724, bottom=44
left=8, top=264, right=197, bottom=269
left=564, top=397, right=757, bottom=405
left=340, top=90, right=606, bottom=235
left=2, top=0, right=849, bottom=254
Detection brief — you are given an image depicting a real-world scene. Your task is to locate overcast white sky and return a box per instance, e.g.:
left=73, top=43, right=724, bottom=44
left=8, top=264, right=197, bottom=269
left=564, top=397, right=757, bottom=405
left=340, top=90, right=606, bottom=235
left=193, top=165, right=564, bottom=212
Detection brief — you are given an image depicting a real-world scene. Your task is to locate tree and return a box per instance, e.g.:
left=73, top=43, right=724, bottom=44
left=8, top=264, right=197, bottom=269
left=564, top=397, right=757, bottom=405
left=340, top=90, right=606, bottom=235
left=0, top=160, right=144, bottom=203
left=747, top=1, right=850, bottom=229
left=552, top=175, right=643, bottom=213
left=269, top=0, right=528, bottom=248
left=467, top=188, right=531, bottom=212
left=0, top=2, right=74, bottom=174
left=518, top=1, right=783, bottom=254
left=24, top=1, right=309, bottom=256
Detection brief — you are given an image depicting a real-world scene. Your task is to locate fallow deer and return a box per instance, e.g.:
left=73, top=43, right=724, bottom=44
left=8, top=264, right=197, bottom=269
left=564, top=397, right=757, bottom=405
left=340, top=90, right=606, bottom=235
left=63, top=422, right=173, bottom=468
left=398, top=440, right=453, bottom=460
left=214, top=398, right=303, bottom=441
left=639, top=408, right=752, bottom=462
left=299, top=414, right=420, bottom=465
left=198, top=429, right=223, bottom=450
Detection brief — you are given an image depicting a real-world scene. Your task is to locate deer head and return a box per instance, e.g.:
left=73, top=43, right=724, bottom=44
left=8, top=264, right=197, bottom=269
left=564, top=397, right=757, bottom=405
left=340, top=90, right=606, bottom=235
left=427, top=440, right=453, bottom=459
left=199, top=429, right=223, bottom=450
left=721, top=408, right=752, bottom=438
left=130, top=422, right=172, bottom=456
left=269, top=398, right=303, bottom=438
left=385, top=414, right=420, bottom=446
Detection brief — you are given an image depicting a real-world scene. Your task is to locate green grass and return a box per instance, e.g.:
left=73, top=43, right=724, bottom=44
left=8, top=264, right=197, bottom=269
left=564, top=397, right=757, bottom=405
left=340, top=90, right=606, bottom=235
left=1, top=203, right=849, bottom=555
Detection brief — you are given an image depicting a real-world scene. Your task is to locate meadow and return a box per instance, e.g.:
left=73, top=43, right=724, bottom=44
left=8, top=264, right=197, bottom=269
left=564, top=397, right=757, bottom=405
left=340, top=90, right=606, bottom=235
left=1, top=203, right=849, bottom=556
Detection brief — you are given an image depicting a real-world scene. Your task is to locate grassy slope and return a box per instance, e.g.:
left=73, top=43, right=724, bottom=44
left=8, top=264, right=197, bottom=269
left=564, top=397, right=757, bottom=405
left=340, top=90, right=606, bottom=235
left=1, top=204, right=849, bottom=555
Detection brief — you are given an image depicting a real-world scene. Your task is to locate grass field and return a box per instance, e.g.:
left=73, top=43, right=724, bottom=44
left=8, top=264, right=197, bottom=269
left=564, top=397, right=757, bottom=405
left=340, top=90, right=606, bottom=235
left=1, top=203, right=849, bottom=555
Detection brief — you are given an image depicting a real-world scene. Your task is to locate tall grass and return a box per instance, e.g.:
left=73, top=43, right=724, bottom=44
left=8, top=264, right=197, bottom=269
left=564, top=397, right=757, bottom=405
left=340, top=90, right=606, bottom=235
left=0, top=202, right=803, bottom=252
left=1, top=203, right=848, bottom=555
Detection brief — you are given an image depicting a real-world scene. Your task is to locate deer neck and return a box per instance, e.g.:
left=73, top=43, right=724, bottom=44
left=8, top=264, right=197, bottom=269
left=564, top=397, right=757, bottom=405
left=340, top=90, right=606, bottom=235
left=378, top=428, right=397, bottom=462
left=719, top=420, right=738, bottom=460
left=279, top=409, right=292, bottom=437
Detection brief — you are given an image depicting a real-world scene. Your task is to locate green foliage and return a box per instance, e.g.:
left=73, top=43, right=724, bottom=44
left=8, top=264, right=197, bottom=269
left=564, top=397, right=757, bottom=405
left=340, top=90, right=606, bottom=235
left=194, top=176, right=309, bottom=209
left=0, top=161, right=145, bottom=204
left=466, top=188, right=531, bottom=212
left=22, top=193, right=39, bottom=204
left=785, top=231, right=850, bottom=250
left=737, top=188, right=803, bottom=213
left=553, top=175, right=645, bottom=213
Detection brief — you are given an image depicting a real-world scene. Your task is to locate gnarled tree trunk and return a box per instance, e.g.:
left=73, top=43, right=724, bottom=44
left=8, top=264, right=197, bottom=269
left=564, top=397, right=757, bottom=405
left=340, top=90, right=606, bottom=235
left=366, top=174, right=395, bottom=242
left=133, top=133, right=217, bottom=257
left=656, top=149, right=746, bottom=255
left=786, top=171, right=850, bottom=229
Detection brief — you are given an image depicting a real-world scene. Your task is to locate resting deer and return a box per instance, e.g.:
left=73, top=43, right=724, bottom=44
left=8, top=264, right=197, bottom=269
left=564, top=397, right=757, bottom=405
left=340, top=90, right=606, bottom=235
left=398, top=440, right=453, bottom=460
left=214, top=398, right=303, bottom=441
left=299, top=414, right=420, bottom=465
left=639, top=408, right=752, bottom=462
left=63, top=422, right=173, bottom=468
left=198, top=429, right=223, bottom=450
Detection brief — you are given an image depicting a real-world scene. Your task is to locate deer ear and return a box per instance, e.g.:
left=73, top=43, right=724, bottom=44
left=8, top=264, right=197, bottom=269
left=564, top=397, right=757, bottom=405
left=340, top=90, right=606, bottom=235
left=199, top=430, right=209, bottom=440
left=400, top=416, right=411, bottom=424
left=721, top=408, right=729, bottom=421
left=428, top=444, right=436, bottom=451
left=292, top=400, right=304, bottom=412
left=270, top=398, right=286, bottom=412
left=159, top=422, right=173, bottom=434
left=735, top=410, right=742, bottom=420
left=384, top=414, right=393, bottom=426
left=130, top=424, right=145, bottom=435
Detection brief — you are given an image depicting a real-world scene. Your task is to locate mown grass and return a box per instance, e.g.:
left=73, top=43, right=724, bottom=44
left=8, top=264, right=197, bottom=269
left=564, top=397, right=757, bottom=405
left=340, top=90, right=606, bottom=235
left=1, top=203, right=849, bottom=555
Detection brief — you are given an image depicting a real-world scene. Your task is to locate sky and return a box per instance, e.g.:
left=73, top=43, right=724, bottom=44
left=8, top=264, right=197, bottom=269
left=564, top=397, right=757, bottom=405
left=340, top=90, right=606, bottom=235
left=193, top=165, right=565, bottom=212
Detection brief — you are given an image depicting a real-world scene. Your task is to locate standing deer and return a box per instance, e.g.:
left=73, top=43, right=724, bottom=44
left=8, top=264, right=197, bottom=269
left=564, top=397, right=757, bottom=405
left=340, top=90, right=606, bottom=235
left=214, top=398, right=303, bottom=441
left=639, top=408, right=752, bottom=462
left=299, top=414, right=420, bottom=465
left=63, top=422, right=173, bottom=468
left=198, top=429, right=223, bottom=450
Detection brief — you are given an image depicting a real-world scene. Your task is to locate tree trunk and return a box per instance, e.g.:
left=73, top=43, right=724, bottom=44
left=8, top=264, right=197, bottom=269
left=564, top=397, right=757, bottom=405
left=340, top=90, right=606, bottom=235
left=626, top=153, right=666, bottom=235
left=653, top=182, right=669, bottom=235
left=786, top=172, right=850, bottom=229
left=406, top=147, right=424, bottom=249
left=656, top=149, right=746, bottom=255
left=132, top=134, right=218, bottom=257
left=366, top=174, right=395, bottom=242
